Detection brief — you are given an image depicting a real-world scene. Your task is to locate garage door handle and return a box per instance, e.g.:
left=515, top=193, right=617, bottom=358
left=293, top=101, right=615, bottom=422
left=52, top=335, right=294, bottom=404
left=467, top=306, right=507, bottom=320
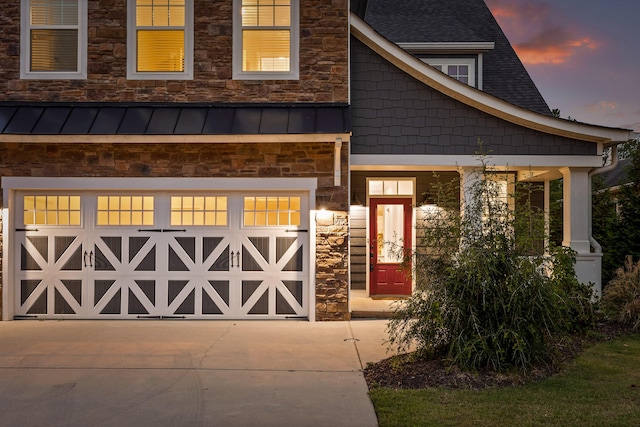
left=230, top=251, right=240, bottom=268
left=83, top=250, right=93, bottom=268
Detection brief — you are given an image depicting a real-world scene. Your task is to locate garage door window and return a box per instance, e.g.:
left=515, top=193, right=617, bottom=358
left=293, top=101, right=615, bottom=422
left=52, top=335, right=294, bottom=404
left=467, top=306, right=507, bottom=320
left=243, top=196, right=300, bottom=226
left=170, top=196, right=228, bottom=226
left=23, top=195, right=81, bottom=225
left=97, top=196, right=154, bottom=226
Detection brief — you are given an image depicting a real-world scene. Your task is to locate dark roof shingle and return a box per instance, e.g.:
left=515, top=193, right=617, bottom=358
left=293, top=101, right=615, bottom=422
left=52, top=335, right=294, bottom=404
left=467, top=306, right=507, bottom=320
left=353, top=0, right=551, bottom=115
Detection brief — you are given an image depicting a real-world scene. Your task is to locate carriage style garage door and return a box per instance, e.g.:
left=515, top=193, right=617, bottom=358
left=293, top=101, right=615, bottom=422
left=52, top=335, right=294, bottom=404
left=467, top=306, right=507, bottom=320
left=13, top=190, right=309, bottom=320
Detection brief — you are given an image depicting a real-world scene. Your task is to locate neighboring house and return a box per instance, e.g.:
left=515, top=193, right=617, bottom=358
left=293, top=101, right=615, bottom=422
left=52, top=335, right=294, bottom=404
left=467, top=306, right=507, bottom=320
left=0, top=0, right=634, bottom=322
left=599, top=158, right=634, bottom=215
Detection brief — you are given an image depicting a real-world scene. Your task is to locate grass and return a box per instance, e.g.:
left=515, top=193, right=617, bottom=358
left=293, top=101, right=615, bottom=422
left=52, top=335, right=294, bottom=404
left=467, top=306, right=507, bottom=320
left=369, top=334, right=640, bottom=427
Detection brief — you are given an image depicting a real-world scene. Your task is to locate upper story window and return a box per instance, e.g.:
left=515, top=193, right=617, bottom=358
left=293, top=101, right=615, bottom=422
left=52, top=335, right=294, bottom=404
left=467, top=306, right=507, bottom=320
left=127, top=0, right=194, bottom=80
left=20, top=0, right=87, bottom=79
left=233, top=0, right=299, bottom=80
left=398, top=42, right=494, bottom=91
left=421, top=58, right=476, bottom=88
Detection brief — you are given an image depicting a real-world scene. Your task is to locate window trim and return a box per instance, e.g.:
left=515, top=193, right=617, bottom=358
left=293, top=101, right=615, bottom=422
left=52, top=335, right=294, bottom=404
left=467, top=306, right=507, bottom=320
left=232, top=0, right=300, bottom=81
left=20, top=0, right=88, bottom=80
left=126, top=0, right=194, bottom=80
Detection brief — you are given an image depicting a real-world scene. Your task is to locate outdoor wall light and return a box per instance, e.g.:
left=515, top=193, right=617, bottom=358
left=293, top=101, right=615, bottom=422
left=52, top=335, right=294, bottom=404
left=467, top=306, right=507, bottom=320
left=315, top=209, right=333, bottom=221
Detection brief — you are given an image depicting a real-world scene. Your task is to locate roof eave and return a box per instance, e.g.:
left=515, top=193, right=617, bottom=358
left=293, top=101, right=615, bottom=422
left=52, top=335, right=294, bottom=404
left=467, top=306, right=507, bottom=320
left=351, top=13, right=633, bottom=144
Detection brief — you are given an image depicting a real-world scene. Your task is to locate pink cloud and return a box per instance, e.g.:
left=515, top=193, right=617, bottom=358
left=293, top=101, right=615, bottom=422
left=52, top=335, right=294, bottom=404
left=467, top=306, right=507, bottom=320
left=485, top=0, right=601, bottom=65
left=584, top=101, right=618, bottom=113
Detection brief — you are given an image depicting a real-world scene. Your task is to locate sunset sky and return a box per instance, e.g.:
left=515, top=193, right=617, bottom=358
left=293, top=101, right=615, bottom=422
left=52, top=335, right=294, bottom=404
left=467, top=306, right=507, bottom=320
left=485, top=0, right=640, bottom=132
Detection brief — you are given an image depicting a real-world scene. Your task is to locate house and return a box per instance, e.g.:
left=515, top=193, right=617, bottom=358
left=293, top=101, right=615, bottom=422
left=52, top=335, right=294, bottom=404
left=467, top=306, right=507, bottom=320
left=0, top=0, right=634, bottom=322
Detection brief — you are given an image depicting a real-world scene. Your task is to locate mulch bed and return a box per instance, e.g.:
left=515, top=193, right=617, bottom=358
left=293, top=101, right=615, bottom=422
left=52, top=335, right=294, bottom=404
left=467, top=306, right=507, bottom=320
left=364, top=322, right=636, bottom=390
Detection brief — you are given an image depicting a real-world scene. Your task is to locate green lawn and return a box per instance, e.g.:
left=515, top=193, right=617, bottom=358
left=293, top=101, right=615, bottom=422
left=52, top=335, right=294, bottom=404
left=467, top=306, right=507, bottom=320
left=369, top=334, right=640, bottom=427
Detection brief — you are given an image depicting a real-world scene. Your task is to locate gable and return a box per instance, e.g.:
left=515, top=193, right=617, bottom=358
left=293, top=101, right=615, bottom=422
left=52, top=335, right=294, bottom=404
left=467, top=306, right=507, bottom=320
left=354, top=0, right=551, bottom=115
left=351, top=36, right=595, bottom=157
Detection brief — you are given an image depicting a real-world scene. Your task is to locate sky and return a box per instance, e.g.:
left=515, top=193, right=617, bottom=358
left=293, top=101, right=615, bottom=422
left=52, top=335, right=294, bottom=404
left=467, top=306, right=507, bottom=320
left=484, top=0, right=640, bottom=132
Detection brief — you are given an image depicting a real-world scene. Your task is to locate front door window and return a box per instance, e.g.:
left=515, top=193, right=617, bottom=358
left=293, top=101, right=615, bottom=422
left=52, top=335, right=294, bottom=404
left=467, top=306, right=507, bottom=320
left=376, top=203, right=404, bottom=263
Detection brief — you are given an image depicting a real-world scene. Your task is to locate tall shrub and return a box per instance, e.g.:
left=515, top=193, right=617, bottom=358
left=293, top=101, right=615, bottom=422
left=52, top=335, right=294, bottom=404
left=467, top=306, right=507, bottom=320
left=387, top=161, right=596, bottom=372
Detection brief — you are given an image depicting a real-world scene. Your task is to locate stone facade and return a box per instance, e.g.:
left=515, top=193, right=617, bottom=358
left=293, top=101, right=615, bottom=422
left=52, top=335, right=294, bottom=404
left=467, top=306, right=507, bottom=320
left=0, top=0, right=349, bottom=104
left=315, top=211, right=350, bottom=320
left=0, top=140, right=350, bottom=320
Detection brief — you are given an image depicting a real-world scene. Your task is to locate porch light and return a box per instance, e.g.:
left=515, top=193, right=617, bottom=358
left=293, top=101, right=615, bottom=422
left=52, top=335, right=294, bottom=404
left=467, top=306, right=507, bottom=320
left=315, top=209, right=333, bottom=221
left=350, top=192, right=363, bottom=206
left=419, top=192, right=436, bottom=207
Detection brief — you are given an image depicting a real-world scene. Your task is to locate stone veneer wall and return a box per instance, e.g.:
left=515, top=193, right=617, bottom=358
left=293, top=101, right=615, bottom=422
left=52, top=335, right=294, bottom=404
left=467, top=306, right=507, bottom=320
left=0, top=0, right=349, bottom=103
left=0, top=140, right=350, bottom=320
left=315, top=211, right=350, bottom=321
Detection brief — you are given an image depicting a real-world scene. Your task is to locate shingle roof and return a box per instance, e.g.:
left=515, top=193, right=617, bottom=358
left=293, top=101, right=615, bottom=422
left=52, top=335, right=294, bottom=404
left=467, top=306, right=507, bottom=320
left=0, top=103, right=351, bottom=135
left=602, top=158, right=633, bottom=189
left=352, top=0, right=551, bottom=115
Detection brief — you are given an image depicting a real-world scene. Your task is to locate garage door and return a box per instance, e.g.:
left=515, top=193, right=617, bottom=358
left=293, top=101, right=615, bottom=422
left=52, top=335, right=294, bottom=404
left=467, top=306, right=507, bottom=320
left=14, top=192, right=309, bottom=320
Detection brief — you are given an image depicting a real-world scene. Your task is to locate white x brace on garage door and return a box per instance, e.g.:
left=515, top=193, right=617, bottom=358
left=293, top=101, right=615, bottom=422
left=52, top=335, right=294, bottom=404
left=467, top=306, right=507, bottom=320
left=3, top=178, right=315, bottom=320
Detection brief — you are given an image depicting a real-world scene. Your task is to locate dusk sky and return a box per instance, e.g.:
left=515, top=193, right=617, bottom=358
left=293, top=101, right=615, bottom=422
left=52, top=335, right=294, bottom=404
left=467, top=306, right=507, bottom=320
left=485, top=0, right=640, bottom=132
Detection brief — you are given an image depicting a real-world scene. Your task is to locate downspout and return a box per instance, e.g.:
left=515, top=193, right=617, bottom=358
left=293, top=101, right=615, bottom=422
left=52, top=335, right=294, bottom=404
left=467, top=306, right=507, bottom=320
left=334, top=138, right=342, bottom=186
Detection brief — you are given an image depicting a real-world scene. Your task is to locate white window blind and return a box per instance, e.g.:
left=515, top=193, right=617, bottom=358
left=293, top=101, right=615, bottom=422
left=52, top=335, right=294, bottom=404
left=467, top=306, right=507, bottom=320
left=29, top=0, right=79, bottom=72
left=135, top=0, right=186, bottom=72
left=234, top=0, right=298, bottom=79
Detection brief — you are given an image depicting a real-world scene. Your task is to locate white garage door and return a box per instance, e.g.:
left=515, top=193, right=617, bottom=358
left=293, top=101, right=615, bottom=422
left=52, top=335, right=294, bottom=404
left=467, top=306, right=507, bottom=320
left=14, top=191, right=309, bottom=320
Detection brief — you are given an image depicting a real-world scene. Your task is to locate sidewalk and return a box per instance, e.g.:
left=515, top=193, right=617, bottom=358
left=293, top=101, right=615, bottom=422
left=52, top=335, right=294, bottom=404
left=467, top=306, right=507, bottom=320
left=0, top=319, right=392, bottom=427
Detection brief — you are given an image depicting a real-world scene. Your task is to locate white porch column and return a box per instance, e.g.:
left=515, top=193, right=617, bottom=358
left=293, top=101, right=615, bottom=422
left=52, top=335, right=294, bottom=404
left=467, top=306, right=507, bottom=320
left=544, top=179, right=550, bottom=253
left=459, top=166, right=481, bottom=222
left=560, top=167, right=602, bottom=293
left=560, top=167, right=591, bottom=252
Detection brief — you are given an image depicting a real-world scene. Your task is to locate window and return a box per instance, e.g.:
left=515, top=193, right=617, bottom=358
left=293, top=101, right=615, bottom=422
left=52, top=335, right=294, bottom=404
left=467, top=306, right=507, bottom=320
left=127, top=0, right=193, bottom=80
left=368, top=179, right=414, bottom=196
left=233, top=0, right=299, bottom=80
left=97, top=196, right=154, bottom=226
left=421, top=58, right=476, bottom=88
left=171, top=196, right=228, bottom=226
left=243, top=196, right=301, bottom=226
left=23, top=195, right=81, bottom=225
left=20, top=0, right=87, bottom=79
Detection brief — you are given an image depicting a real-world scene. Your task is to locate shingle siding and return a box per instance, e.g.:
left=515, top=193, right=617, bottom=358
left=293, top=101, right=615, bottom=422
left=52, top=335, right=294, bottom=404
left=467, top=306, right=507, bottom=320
left=350, top=37, right=596, bottom=157
left=357, top=0, right=551, bottom=115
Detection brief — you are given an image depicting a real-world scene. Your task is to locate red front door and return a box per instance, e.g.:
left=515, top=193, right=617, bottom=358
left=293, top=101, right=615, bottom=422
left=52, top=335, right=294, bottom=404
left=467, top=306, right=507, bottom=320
left=369, top=198, right=412, bottom=295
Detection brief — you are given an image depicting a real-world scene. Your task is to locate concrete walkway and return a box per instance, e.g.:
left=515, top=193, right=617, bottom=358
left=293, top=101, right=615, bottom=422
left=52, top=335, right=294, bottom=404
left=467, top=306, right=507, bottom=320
left=0, top=320, right=393, bottom=427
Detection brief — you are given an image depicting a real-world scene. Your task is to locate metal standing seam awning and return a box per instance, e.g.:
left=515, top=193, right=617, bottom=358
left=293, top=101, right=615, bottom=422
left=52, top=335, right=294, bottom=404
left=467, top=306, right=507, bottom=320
left=0, top=103, right=351, bottom=136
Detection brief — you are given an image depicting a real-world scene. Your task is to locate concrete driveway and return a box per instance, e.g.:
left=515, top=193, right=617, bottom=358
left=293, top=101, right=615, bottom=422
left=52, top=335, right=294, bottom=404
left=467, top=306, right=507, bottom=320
left=0, top=320, right=392, bottom=427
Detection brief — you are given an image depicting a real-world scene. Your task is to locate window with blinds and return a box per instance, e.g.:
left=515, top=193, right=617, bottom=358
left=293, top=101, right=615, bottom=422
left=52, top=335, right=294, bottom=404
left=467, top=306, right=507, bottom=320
left=233, top=0, right=299, bottom=80
left=128, top=0, right=193, bottom=79
left=21, top=0, right=86, bottom=79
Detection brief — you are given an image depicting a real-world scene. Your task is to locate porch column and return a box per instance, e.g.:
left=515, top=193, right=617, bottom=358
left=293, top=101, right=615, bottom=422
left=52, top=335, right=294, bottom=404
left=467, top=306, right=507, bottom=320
left=459, top=167, right=481, bottom=215
left=560, top=167, right=590, bottom=252
left=560, top=167, right=602, bottom=293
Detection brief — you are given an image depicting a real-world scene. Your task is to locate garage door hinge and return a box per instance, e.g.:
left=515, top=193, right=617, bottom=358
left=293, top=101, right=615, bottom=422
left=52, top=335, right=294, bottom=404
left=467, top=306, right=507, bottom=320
left=15, top=228, right=38, bottom=232
left=286, top=229, right=308, bottom=232
left=138, top=229, right=187, bottom=233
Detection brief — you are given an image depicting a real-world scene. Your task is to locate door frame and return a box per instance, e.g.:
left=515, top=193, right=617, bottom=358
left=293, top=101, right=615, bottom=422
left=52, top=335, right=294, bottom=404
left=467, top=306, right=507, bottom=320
left=368, top=197, right=414, bottom=296
left=2, top=177, right=317, bottom=321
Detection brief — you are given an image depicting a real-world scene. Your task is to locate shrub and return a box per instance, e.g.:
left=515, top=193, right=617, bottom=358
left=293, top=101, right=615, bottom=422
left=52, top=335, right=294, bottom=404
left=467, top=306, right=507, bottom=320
left=601, top=256, right=640, bottom=331
left=387, top=160, right=596, bottom=372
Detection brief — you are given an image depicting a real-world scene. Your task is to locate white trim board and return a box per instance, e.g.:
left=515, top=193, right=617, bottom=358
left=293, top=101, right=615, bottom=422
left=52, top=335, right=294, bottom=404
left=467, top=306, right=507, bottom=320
left=350, top=154, right=604, bottom=170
